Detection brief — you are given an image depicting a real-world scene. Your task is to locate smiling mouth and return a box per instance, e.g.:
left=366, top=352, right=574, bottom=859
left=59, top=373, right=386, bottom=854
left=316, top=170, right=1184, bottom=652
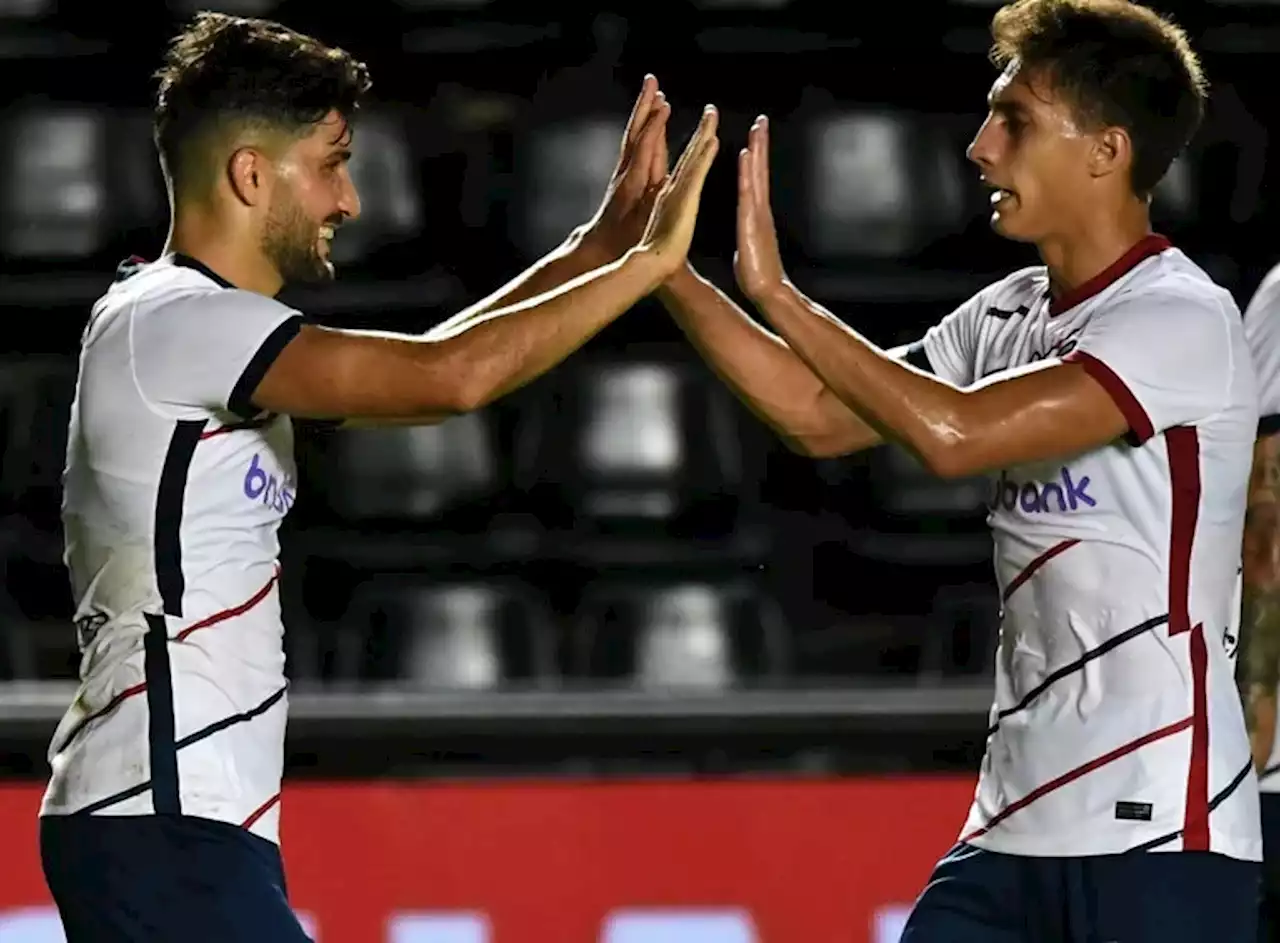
left=984, top=180, right=1017, bottom=206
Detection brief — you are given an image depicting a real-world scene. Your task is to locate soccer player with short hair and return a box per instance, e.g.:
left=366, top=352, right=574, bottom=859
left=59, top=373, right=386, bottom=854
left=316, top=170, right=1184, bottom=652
left=1241, top=262, right=1280, bottom=940
left=590, top=0, right=1262, bottom=938
left=38, top=13, right=719, bottom=942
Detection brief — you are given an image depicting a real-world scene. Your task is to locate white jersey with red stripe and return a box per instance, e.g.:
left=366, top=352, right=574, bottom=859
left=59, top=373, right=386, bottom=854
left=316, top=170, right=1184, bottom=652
left=1243, top=261, right=1280, bottom=794
left=912, top=234, right=1260, bottom=859
left=41, top=253, right=303, bottom=844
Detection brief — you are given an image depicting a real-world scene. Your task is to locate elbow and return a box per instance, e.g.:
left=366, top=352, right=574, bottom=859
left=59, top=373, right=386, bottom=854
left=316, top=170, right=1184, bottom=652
left=919, top=437, right=976, bottom=480
left=786, top=433, right=856, bottom=459
left=444, top=376, right=493, bottom=414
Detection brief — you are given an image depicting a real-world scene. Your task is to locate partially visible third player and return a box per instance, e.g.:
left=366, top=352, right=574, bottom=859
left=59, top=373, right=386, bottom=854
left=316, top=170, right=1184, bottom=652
left=1242, top=262, right=1280, bottom=941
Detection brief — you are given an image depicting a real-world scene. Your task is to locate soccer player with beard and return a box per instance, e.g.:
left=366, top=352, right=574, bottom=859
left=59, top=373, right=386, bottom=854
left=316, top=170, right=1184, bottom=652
left=37, top=13, right=719, bottom=942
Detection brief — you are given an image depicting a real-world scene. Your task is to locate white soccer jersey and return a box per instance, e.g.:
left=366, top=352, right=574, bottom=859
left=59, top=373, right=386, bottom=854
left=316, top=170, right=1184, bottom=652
left=1243, top=261, right=1280, bottom=794
left=910, top=234, right=1261, bottom=859
left=41, top=253, right=303, bottom=844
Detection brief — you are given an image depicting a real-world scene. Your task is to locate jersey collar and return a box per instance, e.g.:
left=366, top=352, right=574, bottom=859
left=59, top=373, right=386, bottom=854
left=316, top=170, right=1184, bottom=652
left=1048, top=233, right=1172, bottom=317
left=170, top=252, right=235, bottom=290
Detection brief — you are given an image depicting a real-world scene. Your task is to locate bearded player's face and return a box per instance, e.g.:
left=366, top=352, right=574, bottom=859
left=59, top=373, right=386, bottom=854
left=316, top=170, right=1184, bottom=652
left=263, top=111, right=360, bottom=285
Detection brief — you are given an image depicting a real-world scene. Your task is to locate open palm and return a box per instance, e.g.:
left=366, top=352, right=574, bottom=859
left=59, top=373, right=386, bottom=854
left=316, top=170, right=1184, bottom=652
left=734, top=116, right=787, bottom=302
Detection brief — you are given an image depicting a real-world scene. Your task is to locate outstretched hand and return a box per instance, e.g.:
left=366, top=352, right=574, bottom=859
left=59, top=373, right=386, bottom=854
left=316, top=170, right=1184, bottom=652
left=579, top=75, right=671, bottom=263
left=734, top=116, right=787, bottom=302
left=636, top=104, right=720, bottom=276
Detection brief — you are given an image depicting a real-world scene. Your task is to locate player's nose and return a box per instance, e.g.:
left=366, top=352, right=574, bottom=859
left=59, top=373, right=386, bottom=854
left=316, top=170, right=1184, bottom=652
left=337, top=176, right=361, bottom=223
left=966, top=116, right=997, bottom=169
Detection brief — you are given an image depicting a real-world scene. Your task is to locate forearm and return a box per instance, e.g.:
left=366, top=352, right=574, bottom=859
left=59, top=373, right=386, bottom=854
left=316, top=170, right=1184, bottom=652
left=355, top=250, right=655, bottom=412
left=750, top=280, right=973, bottom=471
left=422, top=228, right=608, bottom=339
left=266, top=250, right=661, bottom=420
left=1243, top=507, right=1280, bottom=696
left=660, top=266, right=879, bottom=456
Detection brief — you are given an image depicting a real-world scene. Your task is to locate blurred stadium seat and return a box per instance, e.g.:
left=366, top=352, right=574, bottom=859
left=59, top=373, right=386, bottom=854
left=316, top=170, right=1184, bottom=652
left=320, top=411, right=500, bottom=528
left=921, top=582, right=1001, bottom=680
left=328, top=110, right=423, bottom=266
left=570, top=580, right=790, bottom=688
left=0, top=357, right=77, bottom=681
left=0, top=0, right=52, bottom=17
left=511, top=117, right=621, bottom=259
left=515, top=359, right=751, bottom=542
left=0, top=356, right=75, bottom=532
left=340, top=577, right=556, bottom=687
left=795, top=110, right=967, bottom=260
left=849, top=442, right=991, bottom=567
left=1, top=107, right=109, bottom=260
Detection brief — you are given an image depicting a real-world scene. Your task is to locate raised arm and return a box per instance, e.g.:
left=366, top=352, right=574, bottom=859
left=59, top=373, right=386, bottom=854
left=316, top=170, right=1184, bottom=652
left=728, top=117, right=1239, bottom=480
left=426, top=76, right=672, bottom=339
left=566, top=95, right=885, bottom=458
left=657, top=264, right=883, bottom=457
left=250, top=107, right=721, bottom=421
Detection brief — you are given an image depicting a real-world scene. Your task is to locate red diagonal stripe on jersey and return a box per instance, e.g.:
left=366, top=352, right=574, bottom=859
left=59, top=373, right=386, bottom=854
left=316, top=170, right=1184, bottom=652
left=1166, top=427, right=1200, bottom=636
left=173, top=570, right=280, bottom=642
left=241, top=791, right=281, bottom=830
left=1182, top=623, right=1210, bottom=849
left=56, top=681, right=148, bottom=752
left=1002, top=538, right=1081, bottom=603
left=961, top=715, right=1193, bottom=843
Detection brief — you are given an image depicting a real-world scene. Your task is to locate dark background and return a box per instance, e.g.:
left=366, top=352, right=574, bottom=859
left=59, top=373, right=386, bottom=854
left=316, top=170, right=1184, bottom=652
left=0, top=0, right=1274, bottom=783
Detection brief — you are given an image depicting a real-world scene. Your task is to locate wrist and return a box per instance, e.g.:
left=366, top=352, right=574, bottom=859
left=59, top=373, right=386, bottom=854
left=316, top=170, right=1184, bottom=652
left=621, top=244, right=674, bottom=292
left=658, top=260, right=698, bottom=297
left=748, top=277, right=793, bottom=310
left=573, top=229, right=620, bottom=272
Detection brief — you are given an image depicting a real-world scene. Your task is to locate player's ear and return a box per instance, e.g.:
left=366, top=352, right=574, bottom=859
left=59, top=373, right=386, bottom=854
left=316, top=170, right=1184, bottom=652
left=227, top=148, right=269, bottom=208
left=1089, top=126, right=1131, bottom=182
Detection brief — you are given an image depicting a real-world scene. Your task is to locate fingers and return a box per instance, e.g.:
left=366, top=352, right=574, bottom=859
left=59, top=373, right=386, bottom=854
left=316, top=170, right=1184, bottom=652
left=622, top=75, right=659, bottom=151
left=670, top=104, right=719, bottom=187
left=750, top=115, right=770, bottom=205
left=650, top=94, right=670, bottom=187
left=620, top=97, right=671, bottom=202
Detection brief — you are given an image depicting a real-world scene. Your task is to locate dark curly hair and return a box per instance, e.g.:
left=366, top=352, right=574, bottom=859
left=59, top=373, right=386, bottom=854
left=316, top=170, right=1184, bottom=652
left=153, top=12, right=372, bottom=194
left=989, top=0, right=1207, bottom=196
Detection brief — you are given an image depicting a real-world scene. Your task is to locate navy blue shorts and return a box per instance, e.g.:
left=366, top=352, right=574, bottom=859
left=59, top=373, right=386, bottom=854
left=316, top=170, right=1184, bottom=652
left=40, top=813, right=312, bottom=943
left=1260, top=794, right=1280, bottom=942
left=901, top=842, right=1258, bottom=943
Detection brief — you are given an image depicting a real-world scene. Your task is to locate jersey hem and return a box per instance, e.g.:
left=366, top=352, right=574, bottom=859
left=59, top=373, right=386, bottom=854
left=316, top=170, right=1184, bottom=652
left=962, top=828, right=1261, bottom=861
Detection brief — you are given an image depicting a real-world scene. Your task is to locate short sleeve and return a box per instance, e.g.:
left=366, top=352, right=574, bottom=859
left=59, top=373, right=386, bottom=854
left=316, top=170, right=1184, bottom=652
left=1244, top=265, right=1280, bottom=433
left=132, top=288, right=303, bottom=420
left=893, top=289, right=987, bottom=388
left=1063, top=291, right=1232, bottom=444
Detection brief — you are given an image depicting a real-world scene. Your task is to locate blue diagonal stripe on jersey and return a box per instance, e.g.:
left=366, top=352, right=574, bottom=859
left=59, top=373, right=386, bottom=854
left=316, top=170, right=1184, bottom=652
left=69, top=684, right=288, bottom=816
left=1126, top=758, right=1253, bottom=853
left=987, top=613, right=1169, bottom=737
left=175, top=684, right=287, bottom=750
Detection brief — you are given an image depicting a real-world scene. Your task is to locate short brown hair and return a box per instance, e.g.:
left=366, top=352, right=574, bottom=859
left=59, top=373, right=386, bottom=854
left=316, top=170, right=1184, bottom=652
left=989, top=0, right=1207, bottom=195
left=154, top=12, right=372, bottom=192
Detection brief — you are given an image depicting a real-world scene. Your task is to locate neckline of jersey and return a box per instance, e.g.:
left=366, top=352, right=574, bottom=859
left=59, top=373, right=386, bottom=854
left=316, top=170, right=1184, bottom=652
left=169, top=252, right=235, bottom=290
left=1047, top=233, right=1172, bottom=318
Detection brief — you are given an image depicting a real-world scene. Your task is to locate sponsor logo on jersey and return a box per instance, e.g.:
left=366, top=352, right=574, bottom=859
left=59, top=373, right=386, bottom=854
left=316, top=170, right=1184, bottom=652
left=243, top=453, right=296, bottom=514
left=990, top=466, right=1095, bottom=514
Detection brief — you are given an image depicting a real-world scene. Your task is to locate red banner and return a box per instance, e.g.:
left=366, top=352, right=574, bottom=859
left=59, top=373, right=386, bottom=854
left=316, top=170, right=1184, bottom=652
left=0, top=776, right=977, bottom=942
